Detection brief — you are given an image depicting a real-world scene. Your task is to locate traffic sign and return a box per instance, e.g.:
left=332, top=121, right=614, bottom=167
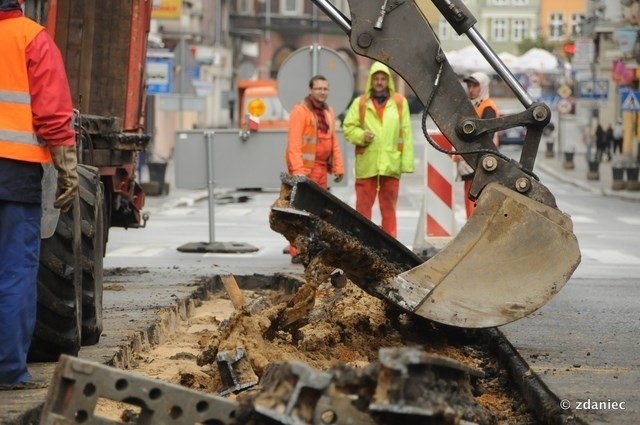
left=578, top=80, right=608, bottom=100
left=557, top=85, right=572, bottom=99
left=620, top=89, right=640, bottom=111
left=556, top=98, right=572, bottom=114
left=146, top=55, right=174, bottom=94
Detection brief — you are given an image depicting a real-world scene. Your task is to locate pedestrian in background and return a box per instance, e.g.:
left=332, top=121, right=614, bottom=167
left=613, top=119, right=623, bottom=154
left=286, top=75, right=344, bottom=262
left=0, top=0, right=78, bottom=388
left=604, top=124, right=614, bottom=161
left=457, top=71, right=500, bottom=217
left=595, top=123, right=608, bottom=162
left=342, top=62, right=414, bottom=238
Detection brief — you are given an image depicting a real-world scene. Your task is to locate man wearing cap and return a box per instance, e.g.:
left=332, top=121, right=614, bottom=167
left=458, top=71, right=500, bottom=217
left=0, top=0, right=78, bottom=388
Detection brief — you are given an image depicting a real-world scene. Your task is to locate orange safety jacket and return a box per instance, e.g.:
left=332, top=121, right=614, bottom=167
left=452, top=97, right=500, bottom=164
left=0, top=16, right=51, bottom=164
left=476, top=98, right=500, bottom=121
left=476, top=98, right=500, bottom=145
left=286, top=100, right=344, bottom=176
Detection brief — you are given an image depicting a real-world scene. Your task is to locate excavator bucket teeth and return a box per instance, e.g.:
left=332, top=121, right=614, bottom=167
left=396, top=182, right=581, bottom=328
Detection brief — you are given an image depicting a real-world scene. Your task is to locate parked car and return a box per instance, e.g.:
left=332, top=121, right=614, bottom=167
left=498, top=126, right=526, bottom=145
left=497, top=114, right=555, bottom=146
left=497, top=109, right=526, bottom=145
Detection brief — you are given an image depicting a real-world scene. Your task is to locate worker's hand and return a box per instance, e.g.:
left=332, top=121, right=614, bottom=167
left=363, top=131, right=375, bottom=146
left=50, top=145, right=79, bottom=213
left=334, top=174, right=344, bottom=183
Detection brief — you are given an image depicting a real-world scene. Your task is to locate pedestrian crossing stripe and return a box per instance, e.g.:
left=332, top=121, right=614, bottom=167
left=621, top=90, right=640, bottom=111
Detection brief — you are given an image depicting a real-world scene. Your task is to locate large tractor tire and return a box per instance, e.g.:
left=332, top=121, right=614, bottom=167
left=29, top=192, right=82, bottom=362
left=29, top=165, right=105, bottom=361
left=79, top=166, right=105, bottom=345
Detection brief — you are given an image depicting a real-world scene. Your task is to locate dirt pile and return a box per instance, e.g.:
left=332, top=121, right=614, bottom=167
left=189, top=277, right=535, bottom=424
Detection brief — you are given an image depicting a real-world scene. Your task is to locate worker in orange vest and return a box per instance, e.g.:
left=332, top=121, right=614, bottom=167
left=0, top=0, right=78, bottom=388
left=285, top=75, right=344, bottom=263
left=457, top=71, right=500, bottom=217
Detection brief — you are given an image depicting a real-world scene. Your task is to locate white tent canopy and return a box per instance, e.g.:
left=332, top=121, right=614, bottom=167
left=445, top=45, right=493, bottom=74
left=512, top=48, right=562, bottom=73
left=445, top=46, right=567, bottom=74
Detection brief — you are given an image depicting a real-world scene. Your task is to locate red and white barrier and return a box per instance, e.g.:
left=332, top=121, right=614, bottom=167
left=413, top=130, right=456, bottom=250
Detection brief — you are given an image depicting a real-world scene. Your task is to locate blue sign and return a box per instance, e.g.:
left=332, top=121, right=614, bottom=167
left=539, top=94, right=559, bottom=110
left=186, top=66, right=200, bottom=80
left=146, top=56, right=174, bottom=94
left=578, top=80, right=608, bottom=100
left=619, top=87, right=640, bottom=111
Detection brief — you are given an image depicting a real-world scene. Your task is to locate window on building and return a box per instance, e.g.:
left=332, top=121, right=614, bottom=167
left=330, top=0, right=350, bottom=15
left=571, top=13, right=584, bottom=36
left=492, top=19, right=507, bottom=41
left=280, top=0, right=301, bottom=15
left=453, top=31, right=467, bottom=41
left=512, top=0, right=528, bottom=5
left=438, top=17, right=448, bottom=40
left=511, top=19, right=527, bottom=41
left=237, top=0, right=252, bottom=14
left=492, top=0, right=507, bottom=5
left=549, top=12, right=564, bottom=40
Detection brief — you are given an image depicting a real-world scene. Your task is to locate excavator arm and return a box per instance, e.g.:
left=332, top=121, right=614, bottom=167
left=314, top=0, right=555, bottom=202
left=272, top=0, right=580, bottom=328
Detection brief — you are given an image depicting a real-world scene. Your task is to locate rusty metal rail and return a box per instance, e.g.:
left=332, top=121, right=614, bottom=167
left=42, top=347, right=490, bottom=424
left=40, top=355, right=238, bottom=424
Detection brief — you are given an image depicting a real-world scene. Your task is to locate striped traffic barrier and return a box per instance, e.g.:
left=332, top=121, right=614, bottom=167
left=413, top=130, right=456, bottom=253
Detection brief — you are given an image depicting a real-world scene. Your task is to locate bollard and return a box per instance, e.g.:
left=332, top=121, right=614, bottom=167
left=545, top=141, right=555, bottom=158
left=626, top=164, right=640, bottom=191
left=562, top=151, right=575, bottom=170
left=586, top=160, right=599, bottom=181
left=611, top=164, right=625, bottom=190
left=146, top=162, right=169, bottom=196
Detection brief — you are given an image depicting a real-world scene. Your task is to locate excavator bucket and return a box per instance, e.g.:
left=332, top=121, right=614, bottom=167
left=270, top=176, right=580, bottom=329
left=393, top=182, right=581, bottom=328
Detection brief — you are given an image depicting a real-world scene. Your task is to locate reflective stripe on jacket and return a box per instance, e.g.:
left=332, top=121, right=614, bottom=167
left=0, top=16, right=51, bottom=163
left=286, top=100, right=344, bottom=176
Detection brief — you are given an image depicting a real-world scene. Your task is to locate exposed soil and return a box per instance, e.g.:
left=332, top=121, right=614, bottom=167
left=95, top=182, right=539, bottom=423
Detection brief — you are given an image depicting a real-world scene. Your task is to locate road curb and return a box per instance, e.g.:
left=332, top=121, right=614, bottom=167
left=537, top=162, right=640, bottom=203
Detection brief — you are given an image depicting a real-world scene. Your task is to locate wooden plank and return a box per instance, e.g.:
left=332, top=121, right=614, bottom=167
left=220, top=275, right=247, bottom=310
left=90, top=2, right=131, bottom=119
left=65, top=0, right=84, bottom=109
left=52, top=0, right=70, bottom=61
left=78, top=0, right=96, bottom=114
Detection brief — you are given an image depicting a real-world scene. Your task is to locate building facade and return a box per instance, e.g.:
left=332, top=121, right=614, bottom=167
left=437, top=0, right=541, bottom=54
left=539, top=0, right=587, bottom=42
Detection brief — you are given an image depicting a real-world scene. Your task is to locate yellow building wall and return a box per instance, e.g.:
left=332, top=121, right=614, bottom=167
left=539, top=0, right=586, bottom=39
left=416, top=0, right=440, bottom=25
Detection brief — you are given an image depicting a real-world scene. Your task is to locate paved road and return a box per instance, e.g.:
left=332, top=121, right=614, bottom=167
left=502, top=149, right=640, bottom=425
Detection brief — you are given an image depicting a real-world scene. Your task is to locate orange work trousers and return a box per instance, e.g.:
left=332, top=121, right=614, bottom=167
left=355, top=176, right=400, bottom=238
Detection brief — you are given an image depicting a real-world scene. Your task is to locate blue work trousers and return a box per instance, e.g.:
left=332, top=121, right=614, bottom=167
left=0, top=201, right=40, bottom=384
